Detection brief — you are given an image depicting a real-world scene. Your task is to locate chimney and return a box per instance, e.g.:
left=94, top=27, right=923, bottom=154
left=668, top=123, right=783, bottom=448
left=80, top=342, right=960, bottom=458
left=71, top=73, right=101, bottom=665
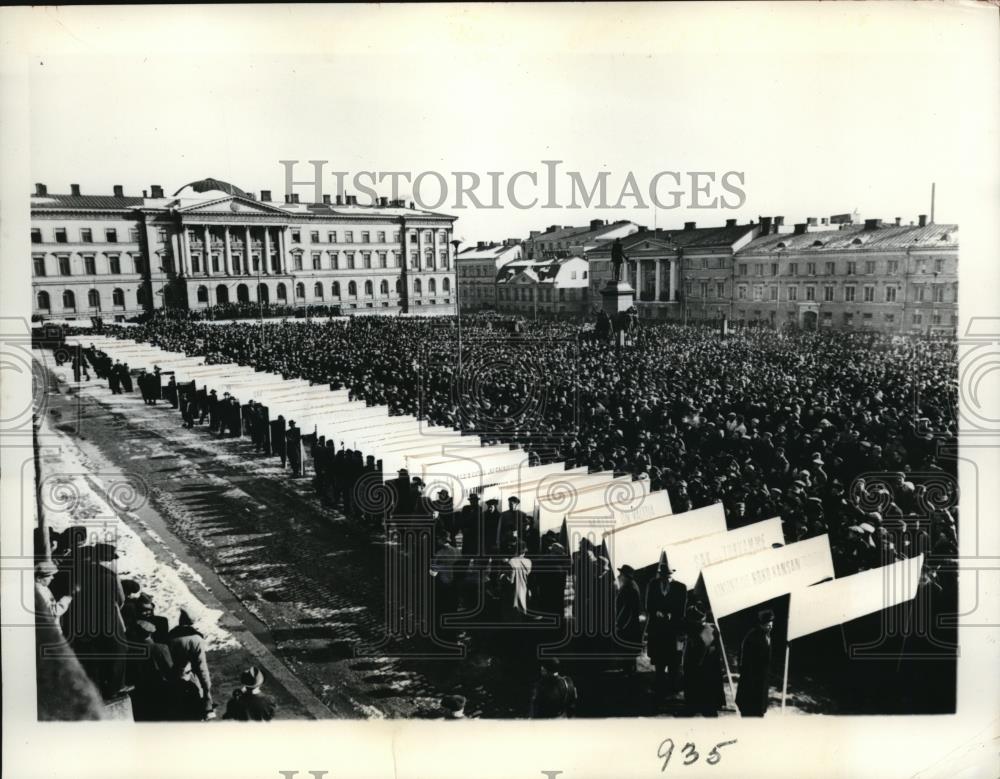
left=70, top=184, right=81, bottom=196
left=261, top=190, right=271, bottom=201
left=529, top=230, right=540, bottom=238
left=334, top=195, right=343, bottom=206
left=684, top=221, right=696, bottom=231
left=142, top=190, right=148, bottom=198
left=34, top=183, right=47, bottom=196
left=894, top=217, right=901, bottom=226
left=918, top=214, right=928, bottom=227
left=864, top=218, right=882, bottom=231
left=821, top=217, right=829, bottom=225
left=806, top=217, right=817, bottom=226
left=409, top=201, right=415, bottom=209
left=590, top=219, right=605, bottom=230
left=725, top=218, right=737, bottom=227
left=150, top=184, right=163, bottom=198
left=477, top=241, right=487, bottom=250
left=113, top=185, right=124, bottom=197
left=284, top=194, right=292, bottom=204
left=772, top=216, right=784, bottom=233
left=291, top=193, right=300, bottom=204
left=794, top=223, right=808, bottom=235
left=379, top=196, right=389, bottom=207
left=759, top=217, right=772, bottom=235
left=322, top=194, right=331, bottom=204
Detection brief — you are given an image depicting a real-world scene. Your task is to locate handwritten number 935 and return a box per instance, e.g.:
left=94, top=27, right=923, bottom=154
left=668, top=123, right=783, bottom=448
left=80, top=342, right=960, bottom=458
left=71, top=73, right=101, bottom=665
left=658, top=738, right=737, bottom=771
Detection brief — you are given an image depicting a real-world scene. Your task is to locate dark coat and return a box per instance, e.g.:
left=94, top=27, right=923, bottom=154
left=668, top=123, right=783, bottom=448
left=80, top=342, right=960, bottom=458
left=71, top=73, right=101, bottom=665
left=615, top=578, right=644, bottom=651
left=683, top=622, right=727, bottom=714
left=644, top=578, right=687, bottom=665
left=735, top=626, right=773, bottom=716
left=223, top=689, right=276, bottom=721
left=460, top=504, right=484, bottom=558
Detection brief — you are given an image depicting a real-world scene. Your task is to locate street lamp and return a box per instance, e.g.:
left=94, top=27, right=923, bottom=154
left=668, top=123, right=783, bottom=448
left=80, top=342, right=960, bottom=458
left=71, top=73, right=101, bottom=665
left=450, top=236, right=463, bottom=376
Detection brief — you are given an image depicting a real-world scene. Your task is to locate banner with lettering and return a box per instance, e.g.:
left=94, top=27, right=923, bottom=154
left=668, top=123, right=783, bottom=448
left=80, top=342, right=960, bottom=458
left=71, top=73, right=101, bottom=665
left=701, top=534, right=835, bottom=618
left=787, top=554, right=924, bottom=640
left=663, top=517, right=784, bottom=588
left=602, top=503, right=728, bottom=571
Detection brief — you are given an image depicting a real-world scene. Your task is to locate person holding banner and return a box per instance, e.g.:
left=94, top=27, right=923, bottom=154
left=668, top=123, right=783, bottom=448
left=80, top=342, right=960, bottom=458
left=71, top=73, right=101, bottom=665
left=735, top=608, right=775, bottom=717
left=644, top=552, right=687, bottom=697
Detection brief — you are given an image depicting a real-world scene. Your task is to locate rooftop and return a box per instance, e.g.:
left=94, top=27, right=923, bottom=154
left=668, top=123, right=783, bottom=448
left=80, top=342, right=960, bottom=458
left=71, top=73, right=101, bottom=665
left=739, top=222, right=958, bottom=254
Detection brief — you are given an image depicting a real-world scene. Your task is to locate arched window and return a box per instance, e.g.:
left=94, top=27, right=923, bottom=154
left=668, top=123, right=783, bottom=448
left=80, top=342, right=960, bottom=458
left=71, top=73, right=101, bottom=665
left=395, top=278, right=402, bottom=294
left=380, top=279, right=389, bottom=295
left=313, top=282, right=323, bottom=299
left=112, top=288, right=125, bottom=306
left=442, top=277, right=451, bottom=292
left=236, top=283, right=249, bottom=303
left=37, top=291, right=51, bottom=310
left=348, top=281, right=357, bottom=296
left=413, top=278, right=422, bottom=296
left=364, top=280, right=373, bottom=297
left=63, top=290, right=76, bottom=310
left=88, top=289, right=101, bottom=309
left=332, top=281, right=341, bottom=298
left=428, top=278, right=436, bottom=294
left=295, top=282, right=305, bottom=300
left=275, top=283, right=286, bottom=301
left=259, top=283, right=271, bottom=303
left=215, top=284, right=229, bottom=304
left=196, top=285, right=209, bottom=303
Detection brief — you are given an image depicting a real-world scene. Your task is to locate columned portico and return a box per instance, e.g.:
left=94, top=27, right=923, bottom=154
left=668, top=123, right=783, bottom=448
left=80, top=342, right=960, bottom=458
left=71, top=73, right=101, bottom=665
left=654, top=258, right=662, bottom=300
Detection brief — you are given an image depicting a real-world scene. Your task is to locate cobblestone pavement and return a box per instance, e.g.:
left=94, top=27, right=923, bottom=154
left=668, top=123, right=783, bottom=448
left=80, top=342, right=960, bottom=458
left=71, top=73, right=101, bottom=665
left=41, top=358, right=826, bottom=719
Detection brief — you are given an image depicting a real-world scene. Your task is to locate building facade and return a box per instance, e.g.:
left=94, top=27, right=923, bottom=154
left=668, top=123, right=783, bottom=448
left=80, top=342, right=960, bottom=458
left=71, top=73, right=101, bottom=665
left=455, top=240, right=522, bottom=312
left=494, top=256, right=591, bottom=318
left=525, top=219, right=638, bottom=260
left=31, top=178, right=457, bottom=320
left=732, top=216, right=958, bottom=333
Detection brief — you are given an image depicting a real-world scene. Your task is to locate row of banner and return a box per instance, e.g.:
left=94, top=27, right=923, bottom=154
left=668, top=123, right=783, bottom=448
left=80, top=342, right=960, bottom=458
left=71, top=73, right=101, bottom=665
left=63, top=335, right=923, bottom=640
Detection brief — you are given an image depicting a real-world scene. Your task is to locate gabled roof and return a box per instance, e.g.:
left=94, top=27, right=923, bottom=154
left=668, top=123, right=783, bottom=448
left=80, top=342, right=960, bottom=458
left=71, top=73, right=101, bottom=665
left=457, top=243, right=521, bottom=261
left=172, top=194, right=291, bottom=216
left=739, top=223, right=959, bottom=255
left=589, top=223, right=758, bottom=256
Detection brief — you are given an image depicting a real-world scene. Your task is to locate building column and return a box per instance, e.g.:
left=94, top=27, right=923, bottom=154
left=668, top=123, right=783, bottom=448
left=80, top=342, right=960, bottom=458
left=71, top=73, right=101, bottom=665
left=244, top=226, right=253, bottom=276
left=182, top=228, right=192, bottom=276
left=224, top=228, right=233, bottom=276
left=279, top=227, right=288, bottom=274
left=621, top=258, right=629, bottom=286
left=635, top=259, right=644, bottom=296
left=203, top=226, right=213, bottom=277
left=654, top=258, right=662, bottom=301
left=263, top=228, right=272, bottom=275
left=669, top=258, right=679, bottom=301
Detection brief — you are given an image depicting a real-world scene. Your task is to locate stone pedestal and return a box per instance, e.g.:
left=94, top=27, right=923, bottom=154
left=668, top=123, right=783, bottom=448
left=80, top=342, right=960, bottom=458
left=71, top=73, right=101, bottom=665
left=600, top=280, right=636, bottom=316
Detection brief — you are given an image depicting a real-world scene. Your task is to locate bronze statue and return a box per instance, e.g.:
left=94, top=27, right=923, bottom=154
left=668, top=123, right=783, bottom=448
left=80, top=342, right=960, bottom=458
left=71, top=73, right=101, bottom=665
left=611, top=238, right=628, bottom=283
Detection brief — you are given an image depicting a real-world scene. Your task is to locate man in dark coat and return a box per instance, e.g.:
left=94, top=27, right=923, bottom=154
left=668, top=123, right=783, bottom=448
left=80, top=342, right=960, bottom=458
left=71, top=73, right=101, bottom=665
left=119, top=362, right=133, bottom=393
left=108, top=360, right=122, bottom=394
left=644, top=551, right=688, bottom=696
left=735, top=608, right=775, bottom=717
left=223, top=666, right=276, bottom=722
left=499, top=496, right=529, bottom=552
left=615, top=564, right=644, bottom=672
left=127, top=620, right=173, bottom=721
left=683, top=606, right=726, bottom=717
left=286, top=420, right=303, bottom=476
left=483, top=498, right=502, bottom=555
left=529, top=658, right=577, bottom=718
left=270, top=415, right=287, bottom=468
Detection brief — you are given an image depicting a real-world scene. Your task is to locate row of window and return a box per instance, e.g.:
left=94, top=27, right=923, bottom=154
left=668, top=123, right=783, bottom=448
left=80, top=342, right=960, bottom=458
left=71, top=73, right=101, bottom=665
left=726, top=282, right=952, bottom=303
left=735, top=309, right=957, bottom=327
left=187, top=249, right=450, bottom=275
left=736, top=258, right=949, bottom=276
left=289, top=228, right=447, bottom=245
left=32, top=227, right=147, bottom=244
left=34, top=255, right=143, bottom=277
left=497, top=287, right=583, bottom=302
left=192, top=277, right=451, bottom=304
left=37, top=289, right=132, bottom=311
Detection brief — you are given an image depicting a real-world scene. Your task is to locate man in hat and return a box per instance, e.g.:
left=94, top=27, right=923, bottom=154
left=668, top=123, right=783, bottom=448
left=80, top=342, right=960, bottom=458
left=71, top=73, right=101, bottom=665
left=168, top=606, right=215, bottom=720
left=614, top=563, right=643, bottom=673
left=127, top=619, right=173, bottom=721
left=223, top=666, right=276, bottom=721
left=285, top=420, right=303, bottom=476
left=499, top=496, right=530, bottom=553
left=644, top=551, right=688, bottom=697
left=735, top=608, right=776, bottom=717
left=270, top=414, right=287, bottom=468
left=34, top=560, right=72, bottom=621
left=683, top=605, right=726, bottom=717
left=483, top=498, right=502, bottom=555
left=529, top=658, right=577, bottom=718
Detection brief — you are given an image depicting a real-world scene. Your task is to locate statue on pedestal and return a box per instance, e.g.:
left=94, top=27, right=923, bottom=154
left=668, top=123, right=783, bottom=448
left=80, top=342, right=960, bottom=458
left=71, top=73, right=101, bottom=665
left=611, top=238, right=628, bottom=283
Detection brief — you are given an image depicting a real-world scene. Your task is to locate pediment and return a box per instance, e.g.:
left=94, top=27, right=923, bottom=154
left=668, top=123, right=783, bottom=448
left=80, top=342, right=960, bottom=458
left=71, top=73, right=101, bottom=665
left=175, top=195, right=289, bottom=216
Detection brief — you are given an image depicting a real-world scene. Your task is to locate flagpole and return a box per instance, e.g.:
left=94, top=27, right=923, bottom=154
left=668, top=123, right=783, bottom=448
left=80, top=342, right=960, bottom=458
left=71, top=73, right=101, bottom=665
left=781, top=643, right=790, bottom=713
left=714, top=617, right=737, bottom=705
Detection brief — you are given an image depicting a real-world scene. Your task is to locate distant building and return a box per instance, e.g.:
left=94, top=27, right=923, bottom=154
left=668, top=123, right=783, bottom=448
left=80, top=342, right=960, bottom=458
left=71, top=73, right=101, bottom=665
left=31, top=178, right=457, bottom=320
left=494, top=256, right=590, bottom=318
left=455, top=240, right=522, bottom=312
left=733, top=216, right=957, bottom=333
left=525, top=219, right=638, bottom=260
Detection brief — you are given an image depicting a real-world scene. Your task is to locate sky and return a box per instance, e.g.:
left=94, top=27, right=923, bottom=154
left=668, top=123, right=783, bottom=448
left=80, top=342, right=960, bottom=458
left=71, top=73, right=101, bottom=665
left=18, top=3, right=998, bottom=242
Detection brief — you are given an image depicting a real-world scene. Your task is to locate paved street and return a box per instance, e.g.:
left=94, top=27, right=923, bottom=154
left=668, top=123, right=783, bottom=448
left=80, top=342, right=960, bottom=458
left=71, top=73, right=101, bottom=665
left=39, top=355, right=824, bottom=719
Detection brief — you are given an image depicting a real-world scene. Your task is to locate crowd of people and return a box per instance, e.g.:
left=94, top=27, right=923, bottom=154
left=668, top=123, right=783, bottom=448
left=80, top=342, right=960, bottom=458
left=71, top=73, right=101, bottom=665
left=55, top=311, right=958, bottom=717
left=34, top=526, right=277, bottom=721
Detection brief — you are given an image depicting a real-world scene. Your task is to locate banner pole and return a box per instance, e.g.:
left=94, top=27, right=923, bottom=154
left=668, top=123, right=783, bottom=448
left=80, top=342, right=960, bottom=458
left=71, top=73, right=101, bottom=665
left=781, top=643, right=790, bottom=713
left=714, top=618, right=737, bottom=706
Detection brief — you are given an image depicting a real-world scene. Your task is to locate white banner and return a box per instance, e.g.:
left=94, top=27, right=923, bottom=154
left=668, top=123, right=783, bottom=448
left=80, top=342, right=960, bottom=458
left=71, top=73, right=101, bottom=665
left=602, top=503, right=729, bottom=571
left=535, top=471, right=617, bottom=532
left=701, top=534, right=835, bottom=619
left=664, top=517, right=785, bottom=588
left=787, top=554, right=924, bottom=640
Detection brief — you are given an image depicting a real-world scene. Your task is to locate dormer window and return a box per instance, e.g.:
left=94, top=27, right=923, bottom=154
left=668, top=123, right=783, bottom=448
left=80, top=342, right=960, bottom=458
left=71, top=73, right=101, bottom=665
left=812, top=240, right=824, bottom=247
left=852, top=238, right=863, bottom=245
left=776, top=242, right=787, bottom=249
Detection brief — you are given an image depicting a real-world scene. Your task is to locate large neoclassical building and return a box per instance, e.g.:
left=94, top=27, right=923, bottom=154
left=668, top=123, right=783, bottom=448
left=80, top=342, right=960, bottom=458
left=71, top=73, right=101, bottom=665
left=31, top=177, right=458, bottom=320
